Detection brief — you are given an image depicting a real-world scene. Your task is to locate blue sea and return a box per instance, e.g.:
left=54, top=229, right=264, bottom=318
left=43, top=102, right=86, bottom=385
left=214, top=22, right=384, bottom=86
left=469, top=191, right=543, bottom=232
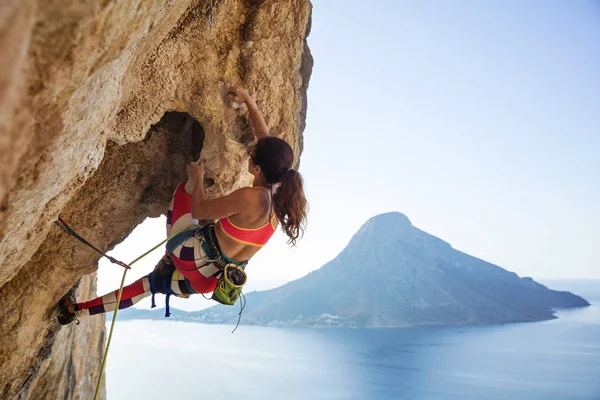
left=105, top=281, right=600, bottom=400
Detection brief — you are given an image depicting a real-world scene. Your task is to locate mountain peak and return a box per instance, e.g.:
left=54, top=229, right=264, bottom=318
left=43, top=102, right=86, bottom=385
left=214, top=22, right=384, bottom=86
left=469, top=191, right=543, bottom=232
left=359, top=212, right=413, bottom=235
left=347, top=212, right=414, bottom=249
left=367, top=211, right=412, bottom=226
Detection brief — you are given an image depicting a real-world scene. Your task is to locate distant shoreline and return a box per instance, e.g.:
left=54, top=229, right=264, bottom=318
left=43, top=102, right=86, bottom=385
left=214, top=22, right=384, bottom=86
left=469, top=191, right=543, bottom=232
left=107, top=303, right=594, bottom=328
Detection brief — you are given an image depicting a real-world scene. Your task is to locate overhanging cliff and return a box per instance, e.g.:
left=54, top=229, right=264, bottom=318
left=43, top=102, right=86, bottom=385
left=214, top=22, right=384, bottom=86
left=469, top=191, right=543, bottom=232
left=0, top=0, right=312, bottom=398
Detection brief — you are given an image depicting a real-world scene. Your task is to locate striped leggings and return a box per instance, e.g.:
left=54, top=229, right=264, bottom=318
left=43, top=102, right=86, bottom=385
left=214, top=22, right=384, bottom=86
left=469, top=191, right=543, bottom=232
left=73, top=256, right=196, bottom=317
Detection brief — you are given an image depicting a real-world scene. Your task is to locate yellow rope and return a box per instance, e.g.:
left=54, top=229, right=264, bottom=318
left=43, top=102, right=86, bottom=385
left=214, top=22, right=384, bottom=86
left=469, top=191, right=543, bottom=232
left=93, top=226, right=198, bottom=400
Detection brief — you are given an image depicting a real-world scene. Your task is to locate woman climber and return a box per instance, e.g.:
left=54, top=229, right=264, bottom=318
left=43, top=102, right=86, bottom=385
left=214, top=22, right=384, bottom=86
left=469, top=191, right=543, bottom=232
left=57, top=87, right=307, bottom=325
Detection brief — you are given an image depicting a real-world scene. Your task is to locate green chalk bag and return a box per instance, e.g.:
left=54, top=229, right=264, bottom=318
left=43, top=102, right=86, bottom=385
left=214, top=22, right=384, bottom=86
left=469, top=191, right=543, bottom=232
left=211, top=264, right=247, bottom=305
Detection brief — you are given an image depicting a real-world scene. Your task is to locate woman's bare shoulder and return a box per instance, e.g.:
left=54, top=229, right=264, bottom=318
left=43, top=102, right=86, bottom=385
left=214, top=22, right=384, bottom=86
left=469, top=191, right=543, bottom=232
left=230, top=187, right=267, bottom=207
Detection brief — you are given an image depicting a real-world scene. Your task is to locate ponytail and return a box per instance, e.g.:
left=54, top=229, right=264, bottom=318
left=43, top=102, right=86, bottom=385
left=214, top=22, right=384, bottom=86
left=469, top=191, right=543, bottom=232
left=253, top=136, right=308, bottom=246
left=272, top=169, right=307, bottom=246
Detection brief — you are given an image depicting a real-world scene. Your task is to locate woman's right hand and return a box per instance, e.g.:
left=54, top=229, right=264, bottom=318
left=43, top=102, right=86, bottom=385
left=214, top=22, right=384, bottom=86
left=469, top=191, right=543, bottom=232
left=227, top=85, right=270, bottom=139
left=227, top=86, right=251, bottom=104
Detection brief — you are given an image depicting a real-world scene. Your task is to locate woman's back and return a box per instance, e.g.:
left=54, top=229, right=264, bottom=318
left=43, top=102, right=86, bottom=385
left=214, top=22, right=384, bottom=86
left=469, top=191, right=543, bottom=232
left=215, top=186, right=278, bottom=262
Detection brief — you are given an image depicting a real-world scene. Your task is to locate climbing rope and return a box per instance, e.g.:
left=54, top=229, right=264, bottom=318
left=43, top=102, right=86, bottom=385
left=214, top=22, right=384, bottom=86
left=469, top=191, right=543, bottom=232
left=55, top=218, right=185, bottom=400
left=209, top=0, right=214, bottom=27
left=93, top=235, right=172, bottom=400
left=232, top=292, right=246, bottom=333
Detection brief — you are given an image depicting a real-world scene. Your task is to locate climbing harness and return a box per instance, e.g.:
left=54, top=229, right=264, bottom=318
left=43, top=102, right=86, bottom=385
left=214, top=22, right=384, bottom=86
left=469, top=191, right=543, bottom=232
left=165, top=223, right=249, bottom=331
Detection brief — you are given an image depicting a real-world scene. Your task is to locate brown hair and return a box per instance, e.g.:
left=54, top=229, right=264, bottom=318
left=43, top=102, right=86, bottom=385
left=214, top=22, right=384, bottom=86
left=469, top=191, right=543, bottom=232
left=253, top=137, right=307, bottom=245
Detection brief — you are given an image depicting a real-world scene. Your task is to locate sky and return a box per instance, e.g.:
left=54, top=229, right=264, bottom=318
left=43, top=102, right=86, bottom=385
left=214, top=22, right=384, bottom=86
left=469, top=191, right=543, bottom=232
left=98, top=0, right=600, bottom=311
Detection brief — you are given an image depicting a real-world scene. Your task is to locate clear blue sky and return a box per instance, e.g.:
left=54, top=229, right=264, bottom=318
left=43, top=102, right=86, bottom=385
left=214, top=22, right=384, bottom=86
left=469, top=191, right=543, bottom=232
left=99, top=0, right=600, bottom=310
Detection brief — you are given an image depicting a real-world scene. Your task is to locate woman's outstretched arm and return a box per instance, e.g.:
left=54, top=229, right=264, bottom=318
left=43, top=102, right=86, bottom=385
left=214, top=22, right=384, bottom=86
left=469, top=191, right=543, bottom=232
left=228, top=86, right=270, bottom=140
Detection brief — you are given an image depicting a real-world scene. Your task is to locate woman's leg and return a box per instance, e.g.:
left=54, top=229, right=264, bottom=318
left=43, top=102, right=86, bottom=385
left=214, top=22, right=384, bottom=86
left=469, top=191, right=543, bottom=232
left=166, top=182, right=197, bottom=237
left=73, top=276, right=151, bottom=318
left=166, top=182, right=220, bottom=293
left=61, top=181, right=202, bottom=323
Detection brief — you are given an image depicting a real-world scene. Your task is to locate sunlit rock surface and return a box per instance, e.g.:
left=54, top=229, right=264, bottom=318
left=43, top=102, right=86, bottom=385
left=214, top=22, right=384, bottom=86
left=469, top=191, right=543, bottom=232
left=0, top=0, right=312, bottom=397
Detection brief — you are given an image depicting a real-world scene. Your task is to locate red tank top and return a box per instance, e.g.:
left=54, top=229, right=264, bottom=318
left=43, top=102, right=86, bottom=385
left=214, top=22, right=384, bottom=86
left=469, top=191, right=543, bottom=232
left=217, top=187, right=276, bottom=247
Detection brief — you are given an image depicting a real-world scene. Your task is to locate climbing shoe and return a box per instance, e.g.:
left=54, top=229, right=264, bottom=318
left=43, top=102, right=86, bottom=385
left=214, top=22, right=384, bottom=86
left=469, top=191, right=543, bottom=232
left=150, top=255, right=190, bottom=298
left=57, top=295, right=78, bottom=326
left=153, top=255, right=175, bottom=276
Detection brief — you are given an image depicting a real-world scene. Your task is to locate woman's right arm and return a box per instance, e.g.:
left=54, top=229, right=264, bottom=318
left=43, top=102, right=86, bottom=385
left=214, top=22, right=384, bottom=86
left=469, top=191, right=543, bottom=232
left=228, top=87, right=270, bottom=140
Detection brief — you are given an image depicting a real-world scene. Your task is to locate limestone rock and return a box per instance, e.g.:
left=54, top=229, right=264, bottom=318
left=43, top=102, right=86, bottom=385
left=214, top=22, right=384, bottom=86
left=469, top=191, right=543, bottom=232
left=0, top=0, right=312, bottom=398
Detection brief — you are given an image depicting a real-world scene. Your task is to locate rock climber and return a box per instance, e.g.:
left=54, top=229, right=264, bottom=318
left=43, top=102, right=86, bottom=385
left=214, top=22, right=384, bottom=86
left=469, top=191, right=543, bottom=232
left=57, top=86, right=307, bottom=324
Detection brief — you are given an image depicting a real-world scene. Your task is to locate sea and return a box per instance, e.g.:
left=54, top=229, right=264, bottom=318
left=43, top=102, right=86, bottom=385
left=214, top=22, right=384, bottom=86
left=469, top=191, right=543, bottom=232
left=105, top=280, right=600, bottom=400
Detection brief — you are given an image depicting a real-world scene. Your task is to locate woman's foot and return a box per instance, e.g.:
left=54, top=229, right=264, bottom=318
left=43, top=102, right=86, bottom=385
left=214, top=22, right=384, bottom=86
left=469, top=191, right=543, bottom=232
left=153, top=255, right=175, bottom=276
left=57, top=295, right=78, bottom=326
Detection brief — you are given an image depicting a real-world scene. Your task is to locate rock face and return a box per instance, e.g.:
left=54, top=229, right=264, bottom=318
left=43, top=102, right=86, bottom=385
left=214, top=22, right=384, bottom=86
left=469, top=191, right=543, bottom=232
left=190, top=212, right=589, bottom=327
left=0, top=1, right=312, bottom=398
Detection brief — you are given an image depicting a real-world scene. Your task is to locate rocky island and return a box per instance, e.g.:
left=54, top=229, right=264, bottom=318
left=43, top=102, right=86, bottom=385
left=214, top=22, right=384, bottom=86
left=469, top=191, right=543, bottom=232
left=117, top=212, right=589, bottom=327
